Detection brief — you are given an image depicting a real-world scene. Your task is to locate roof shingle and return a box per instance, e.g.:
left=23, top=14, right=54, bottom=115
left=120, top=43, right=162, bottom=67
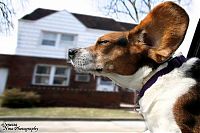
left=21, top=8, right=136, bottom=31
left=22, top=8, right=57, bottom=20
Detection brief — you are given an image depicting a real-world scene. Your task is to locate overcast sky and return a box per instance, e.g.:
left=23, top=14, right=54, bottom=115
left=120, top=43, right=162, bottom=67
left=0, top=0, right=200, bottom=55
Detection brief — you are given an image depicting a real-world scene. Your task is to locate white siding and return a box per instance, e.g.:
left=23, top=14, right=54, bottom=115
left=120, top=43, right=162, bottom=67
left=16, top=10, right=111, bottom=59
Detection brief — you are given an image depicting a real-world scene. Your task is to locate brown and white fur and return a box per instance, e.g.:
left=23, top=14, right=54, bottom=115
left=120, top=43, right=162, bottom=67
left=69, top=1, right=200, bottom=132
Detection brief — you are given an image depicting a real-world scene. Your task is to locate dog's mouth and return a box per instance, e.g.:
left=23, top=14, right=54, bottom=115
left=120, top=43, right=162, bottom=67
left=70, top=59, right=103, bottom=74
left=74, top=65, right=103, bottom=74
left=95, top=68, right=103, bottom=72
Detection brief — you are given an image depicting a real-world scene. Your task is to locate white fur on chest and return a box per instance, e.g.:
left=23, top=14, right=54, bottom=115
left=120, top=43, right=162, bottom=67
left=106, top=66, right=153, bottom=89
left=105, top=58, right=198, bottom=132
left=139, top=66, right=196, bottom=132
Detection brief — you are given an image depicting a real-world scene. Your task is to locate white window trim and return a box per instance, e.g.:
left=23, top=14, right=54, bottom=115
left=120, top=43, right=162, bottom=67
left=55, top=34, right=60, bottom=47
left=32, top=64, right=71, bottom=86
left=40, top=31, right=57, bottom=46
left=39, top=31, right=78, bottom=48
left=49, top=66, right=56, bottom=85
left=96, top=77, right=117, bottom=92
left=32, top=64, right=51, bottom=85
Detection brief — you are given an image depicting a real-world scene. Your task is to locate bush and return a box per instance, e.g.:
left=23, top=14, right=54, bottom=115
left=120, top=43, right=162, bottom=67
left=1, top=88, right=40, bottom=108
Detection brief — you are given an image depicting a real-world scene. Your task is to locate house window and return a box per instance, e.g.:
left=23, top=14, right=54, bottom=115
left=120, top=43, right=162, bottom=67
left=53, top=67, right=69, bottom=85
left=33, top=64, right=71, bottom=86
left=100, top=78, right=113, bottom=86
left=40, top=31, right=76, bottom=47
left=75, top=73, right=90, bottom=82
left=96, top=77, right=117, bottom=92
left=41, top=32, right=57, bottom=46
left=34, top=65, right=51, bottom=84
left=60, top=34, right=75, bottom=47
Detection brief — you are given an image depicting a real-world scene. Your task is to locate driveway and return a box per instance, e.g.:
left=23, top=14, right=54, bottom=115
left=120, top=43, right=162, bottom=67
left=0, top=120, right=146, bottom=132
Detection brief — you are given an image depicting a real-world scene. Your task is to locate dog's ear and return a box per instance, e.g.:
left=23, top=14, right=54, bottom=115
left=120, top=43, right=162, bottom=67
left=129, top=1, right=189, bottom=63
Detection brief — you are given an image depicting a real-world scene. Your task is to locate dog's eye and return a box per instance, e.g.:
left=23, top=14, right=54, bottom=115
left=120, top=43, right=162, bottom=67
left=97, top=40, right=109, bottom=45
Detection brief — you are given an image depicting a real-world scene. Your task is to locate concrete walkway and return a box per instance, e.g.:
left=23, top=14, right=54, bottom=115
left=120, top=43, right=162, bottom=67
left=0, top=120, right=146, bottom=133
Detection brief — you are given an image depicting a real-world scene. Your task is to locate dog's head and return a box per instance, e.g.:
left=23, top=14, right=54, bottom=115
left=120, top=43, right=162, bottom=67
left=69, top=2, right=189, bottom=77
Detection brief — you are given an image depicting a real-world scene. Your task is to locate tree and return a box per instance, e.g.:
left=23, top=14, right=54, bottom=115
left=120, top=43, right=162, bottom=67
left=103, top=0, right=192, bottom=23
left=0, top=0, right=26, bottom=33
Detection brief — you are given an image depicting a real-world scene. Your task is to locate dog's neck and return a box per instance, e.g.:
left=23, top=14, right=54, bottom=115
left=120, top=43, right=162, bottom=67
left=105, top=66, right=154, bottom=90
left=104, top=53, right=185, bottom=91
left=104, top=63, right=168, bottom=90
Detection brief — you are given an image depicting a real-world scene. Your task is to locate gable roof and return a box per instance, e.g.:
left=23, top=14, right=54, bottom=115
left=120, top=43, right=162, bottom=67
left=72, top=13, right=135, bottom=31
left=22, top=8, right=57, bottom=20
left=21, top=8, right=136, bottom=31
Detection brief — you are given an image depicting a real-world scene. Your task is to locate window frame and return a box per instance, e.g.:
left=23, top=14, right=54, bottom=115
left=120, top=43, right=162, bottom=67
left=60, top=34, right=75, bottom=46
left=33, top=64, right=51, bottom=85
left=75, top=73, right=90, bottom=82
left=96, top=77, right=117, bottom=92
left=40, top=31, right=77, bottom=48
left=40, top=31, right=57, bottom=46
left=32, top=64, right=71, bottom=86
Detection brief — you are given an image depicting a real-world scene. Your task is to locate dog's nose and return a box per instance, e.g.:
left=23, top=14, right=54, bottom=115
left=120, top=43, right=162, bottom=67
left=68, top=48, right=78, bottom=59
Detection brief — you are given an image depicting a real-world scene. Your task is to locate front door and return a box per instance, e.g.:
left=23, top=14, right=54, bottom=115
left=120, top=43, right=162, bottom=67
left=0, top=68, right=8, bottom=94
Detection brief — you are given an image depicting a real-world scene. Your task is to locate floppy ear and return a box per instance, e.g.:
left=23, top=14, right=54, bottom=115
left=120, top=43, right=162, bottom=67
left=129, top=1, right=189, bottom=63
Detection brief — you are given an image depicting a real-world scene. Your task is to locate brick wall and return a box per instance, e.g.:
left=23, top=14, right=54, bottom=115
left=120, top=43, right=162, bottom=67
left=120, top=91, right=136, bottom=104
left=23, top=87, right=121, bottom=108
left=0, top=54, right=96, bottom=90
left=0, top=55, right=10, bottom=68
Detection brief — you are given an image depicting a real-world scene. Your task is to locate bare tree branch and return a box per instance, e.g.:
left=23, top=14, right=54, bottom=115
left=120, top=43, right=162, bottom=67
left=143, top=0, right=151, bottom=11
left=127, top=0, right=139, bottom=22
left=121, top=0, right=138, bottom=22
left=102, top=0, right=192, bottom=23
left=0, top=1, right=14, bottom=33
left=0, top=0, right=26, bottom=33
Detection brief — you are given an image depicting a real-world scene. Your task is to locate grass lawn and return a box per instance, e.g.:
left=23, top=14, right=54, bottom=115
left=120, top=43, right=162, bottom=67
left=0, top=95, right=142, bottom=119
left=0, top=107, right=142, bottom=119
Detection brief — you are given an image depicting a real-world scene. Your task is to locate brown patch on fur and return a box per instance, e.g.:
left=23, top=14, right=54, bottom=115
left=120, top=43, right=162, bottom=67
left=84, top=2, right=189, bottom=75
left=87, top=32, right=143, bottom=75
left=129, top=1, right=189, bottom=63
left=71, top=2, right=189, bottom=76
left=173, top=84, right=200, bottom=133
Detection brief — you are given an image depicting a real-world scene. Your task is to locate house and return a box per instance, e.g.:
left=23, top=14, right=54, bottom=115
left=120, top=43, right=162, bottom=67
left=0, top=8, right=137, bottom=107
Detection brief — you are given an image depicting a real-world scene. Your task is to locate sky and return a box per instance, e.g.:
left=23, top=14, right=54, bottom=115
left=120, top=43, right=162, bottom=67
left=0, top=0, right=200, bottom=55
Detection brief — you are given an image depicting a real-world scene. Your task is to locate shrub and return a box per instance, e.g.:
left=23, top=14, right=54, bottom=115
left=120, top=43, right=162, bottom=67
left=1, top=88, right=40, bottom=108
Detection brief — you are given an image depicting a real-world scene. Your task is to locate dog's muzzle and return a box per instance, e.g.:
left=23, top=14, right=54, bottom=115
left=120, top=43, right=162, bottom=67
left=68, top=48, right=103, bottom=73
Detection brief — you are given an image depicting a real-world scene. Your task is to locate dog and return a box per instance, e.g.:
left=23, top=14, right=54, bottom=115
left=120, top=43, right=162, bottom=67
left=69, top=1, right=200, bottom=132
